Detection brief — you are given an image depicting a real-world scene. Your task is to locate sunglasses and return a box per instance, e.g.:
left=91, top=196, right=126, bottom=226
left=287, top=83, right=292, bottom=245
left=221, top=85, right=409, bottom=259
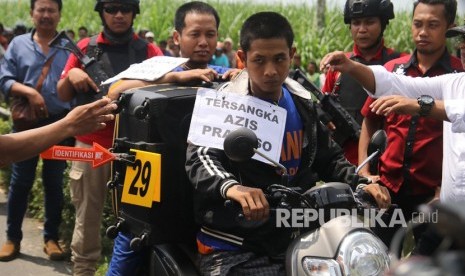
left=103, top=5, right=134, bottom=15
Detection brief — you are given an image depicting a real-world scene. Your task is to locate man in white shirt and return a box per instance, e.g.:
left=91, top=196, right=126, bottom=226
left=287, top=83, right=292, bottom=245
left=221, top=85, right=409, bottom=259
left=320, top=25, right=465, bottom=203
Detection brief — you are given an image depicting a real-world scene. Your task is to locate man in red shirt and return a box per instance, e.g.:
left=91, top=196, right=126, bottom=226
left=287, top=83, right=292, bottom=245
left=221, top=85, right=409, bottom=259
left=56, top=0, right=162, bottom=274
left=359, top=0, right=462, bottom=247
left=322, top=0, right=402, bottom=165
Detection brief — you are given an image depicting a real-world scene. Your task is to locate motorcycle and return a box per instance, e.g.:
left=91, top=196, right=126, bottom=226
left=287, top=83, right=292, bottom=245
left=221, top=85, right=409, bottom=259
left=106, top=85, right=391, bottom=276
left=222, top=127, right=391, bottom=276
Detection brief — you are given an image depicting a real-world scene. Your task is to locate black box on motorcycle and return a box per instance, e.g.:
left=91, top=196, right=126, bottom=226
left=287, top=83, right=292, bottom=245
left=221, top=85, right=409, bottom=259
left=111, top=84, right=199, bottom=246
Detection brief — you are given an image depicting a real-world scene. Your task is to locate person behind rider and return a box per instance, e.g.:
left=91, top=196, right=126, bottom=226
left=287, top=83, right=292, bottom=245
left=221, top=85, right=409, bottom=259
left=105, top=2, right=239, bottom=274
left=56, top=0, right=162, bottom=274
left=107, top=1, right=239, bottom=100
left=185, top=11, right=391, bottom=275
left=322, top=0, right=403, bottom=166
left=358, top=0, right=462, bottom=249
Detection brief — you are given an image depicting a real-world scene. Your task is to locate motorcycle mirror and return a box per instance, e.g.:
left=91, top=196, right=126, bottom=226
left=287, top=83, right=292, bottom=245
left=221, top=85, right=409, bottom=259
left=223, top=127, right=258, bottom=162
left=367, top=129, right=387, bottom=156
left=224, top=127, right=290, bottom=186
left=355, top=130, right=387, bottom=175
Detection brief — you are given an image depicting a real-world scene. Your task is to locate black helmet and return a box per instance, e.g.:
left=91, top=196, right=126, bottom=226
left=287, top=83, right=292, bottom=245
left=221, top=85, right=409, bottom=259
left=94, top=0, right=140, bottom=14
left=343, top=0, right=394, bottom=24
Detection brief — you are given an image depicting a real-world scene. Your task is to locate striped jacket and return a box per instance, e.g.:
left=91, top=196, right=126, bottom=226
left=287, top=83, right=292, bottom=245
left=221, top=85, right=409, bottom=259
left=185, top=70, right=356, bottom=256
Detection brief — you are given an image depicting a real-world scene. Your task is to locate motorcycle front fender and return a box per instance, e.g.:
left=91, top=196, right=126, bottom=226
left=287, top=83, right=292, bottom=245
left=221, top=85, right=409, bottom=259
left=285, top=215, right=371, bottom=275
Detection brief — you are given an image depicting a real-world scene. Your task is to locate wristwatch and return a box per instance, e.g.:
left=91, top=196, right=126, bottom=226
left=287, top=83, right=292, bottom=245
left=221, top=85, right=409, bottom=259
left=417, top=95, right=435, bottom=117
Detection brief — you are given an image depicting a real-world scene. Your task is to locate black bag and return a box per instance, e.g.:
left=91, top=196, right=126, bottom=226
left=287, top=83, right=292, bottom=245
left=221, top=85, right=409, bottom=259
left=111, top=84, right=199, bottom=246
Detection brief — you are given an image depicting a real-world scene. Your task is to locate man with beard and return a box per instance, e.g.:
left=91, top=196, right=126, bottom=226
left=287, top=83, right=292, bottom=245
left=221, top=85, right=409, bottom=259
left=322, top=0, right=402, bottom=166
left=57, top=0, right=162, bottom=274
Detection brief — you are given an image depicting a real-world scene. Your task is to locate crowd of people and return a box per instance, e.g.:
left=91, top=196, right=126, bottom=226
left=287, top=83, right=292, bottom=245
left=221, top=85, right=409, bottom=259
left=0, top=22, right=27, bottom=60
left=0, top=12, right=322, bottom=87
left=1, top=15, right=323, bottom=83
left=0, top=0, right=464, bottom=275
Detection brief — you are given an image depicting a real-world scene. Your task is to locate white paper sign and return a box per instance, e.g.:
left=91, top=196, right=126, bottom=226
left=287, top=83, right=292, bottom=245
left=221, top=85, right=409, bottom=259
left=102, top=56, right=189, bottom=85
left=188, top=88, right=287, bottom=164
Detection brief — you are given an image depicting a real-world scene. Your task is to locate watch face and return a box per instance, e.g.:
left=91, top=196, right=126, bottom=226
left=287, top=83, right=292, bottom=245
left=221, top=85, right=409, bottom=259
left=420, top=95, right=434, bottom=105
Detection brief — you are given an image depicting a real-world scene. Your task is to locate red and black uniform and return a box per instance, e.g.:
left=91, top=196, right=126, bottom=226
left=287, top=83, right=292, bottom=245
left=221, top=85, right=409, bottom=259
left=59, top=31, right=162, bottom=273
left=361, top=50, right=464, bottom=207
left=322, top=41, right=403, bottom=164
left=61, top=32, right=163, bottom=148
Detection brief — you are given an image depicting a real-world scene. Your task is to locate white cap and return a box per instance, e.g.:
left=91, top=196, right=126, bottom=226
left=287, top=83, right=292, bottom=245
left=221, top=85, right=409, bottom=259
left=145, top=31, right=154, bottom=38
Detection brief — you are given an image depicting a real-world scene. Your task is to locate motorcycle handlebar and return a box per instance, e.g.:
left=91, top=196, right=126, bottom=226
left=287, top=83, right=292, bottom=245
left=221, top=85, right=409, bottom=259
left=225, top=183, right=396, bottom=229
left=224, top=199, right=274, bottom=228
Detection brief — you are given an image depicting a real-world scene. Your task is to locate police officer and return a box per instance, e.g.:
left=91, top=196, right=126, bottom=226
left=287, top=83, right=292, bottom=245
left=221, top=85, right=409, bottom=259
left=57, top=0, right=162, bottom=274
left=322, top=0, right=403, bottom=166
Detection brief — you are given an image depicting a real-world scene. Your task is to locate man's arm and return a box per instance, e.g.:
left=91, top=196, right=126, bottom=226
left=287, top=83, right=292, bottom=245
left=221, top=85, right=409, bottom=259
left=106, top=69, right=219, bottom=100
left=57, top=67, right=100, bottom=102
left=358, top=117, right=382, bottom=180
left=0, top=98, right=117, bottom=166
left=358, top=97, right=382, bottom=182
left=430, top=101, right=449, bottom=121
left=10, top=82, right=48, bottom=118
left=321, top=51, right=454, bottom=101
left=446, top=99, right=465, bottom=133
left=56, top=72, right=77, bottom=101
left=107, top=68, right=241, bottom=100
left=320, top=51, right=376, bottom=92
left=369, top=95, right=449, bottom=121
left=185, top=144, right=269, bottom=221
left=311, top=118, right=390, bottom=208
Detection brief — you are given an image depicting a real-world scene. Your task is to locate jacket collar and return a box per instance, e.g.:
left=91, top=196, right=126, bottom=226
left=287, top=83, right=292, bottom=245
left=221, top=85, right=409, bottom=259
left=352, top=39, right=386, bottom=61
left=219, top=70, right=311, bottom=100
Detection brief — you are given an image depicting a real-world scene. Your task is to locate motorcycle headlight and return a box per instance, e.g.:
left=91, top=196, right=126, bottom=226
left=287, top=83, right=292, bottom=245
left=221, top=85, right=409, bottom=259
left=302, top=231, right=389, bottom=276
left=302, top=258, right=342, bottom=276
left=337, top=231, right=390, bottom=276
